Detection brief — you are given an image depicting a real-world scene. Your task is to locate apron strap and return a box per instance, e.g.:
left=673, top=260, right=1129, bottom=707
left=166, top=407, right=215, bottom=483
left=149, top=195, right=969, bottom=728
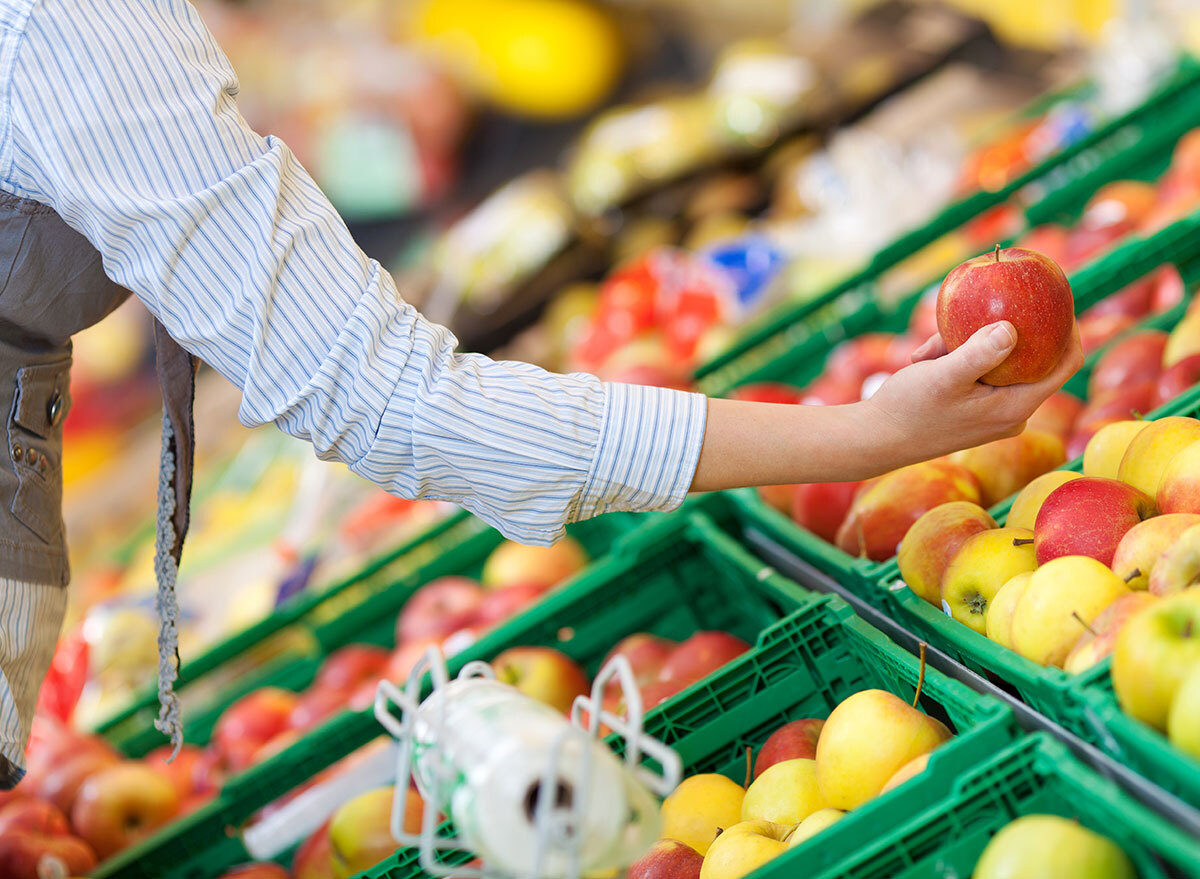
left=151, top=320, right=198, bottom=757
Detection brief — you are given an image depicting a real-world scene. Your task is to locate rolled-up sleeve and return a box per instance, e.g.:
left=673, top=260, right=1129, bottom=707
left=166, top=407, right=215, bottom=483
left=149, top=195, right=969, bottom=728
left=0, top=0, right=707, bottom=544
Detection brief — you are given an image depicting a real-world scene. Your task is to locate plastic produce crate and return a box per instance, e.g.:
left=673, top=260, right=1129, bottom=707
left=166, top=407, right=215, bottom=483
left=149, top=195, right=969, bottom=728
left=99, top=509, right=637, bottom=757
left=695, top=54, right=1200, bottom=398
left=362, top=590, right=1021, bottom=879
left=92, top=509, right=813, bottom=879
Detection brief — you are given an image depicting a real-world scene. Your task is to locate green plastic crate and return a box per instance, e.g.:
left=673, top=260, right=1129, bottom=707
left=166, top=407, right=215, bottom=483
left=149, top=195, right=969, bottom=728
left=92, top=509, right=813, bottom=879
left=696, top=54, right=1200, bottom=398
left=100, top=510, right=637, bottom=757
left=359, top=590, right=1020, bottom=879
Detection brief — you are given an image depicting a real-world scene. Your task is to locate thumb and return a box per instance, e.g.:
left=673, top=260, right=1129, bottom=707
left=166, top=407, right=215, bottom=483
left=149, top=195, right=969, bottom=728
left=942, top=321, right=1017, bottom=384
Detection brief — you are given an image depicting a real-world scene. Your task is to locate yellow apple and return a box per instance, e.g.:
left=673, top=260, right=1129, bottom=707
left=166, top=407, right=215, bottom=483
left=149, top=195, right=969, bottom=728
left=1063, top=592, right=1160, bottom=675
left=941, top=528, right=1038, bottom=634
left=1157, top=438, right=1200, bottom=514
left=1148, top=523, right=1200, bottom=596
left=1007, top=471, right=1082, bottom=531
left=1168, top=661, right=1200, bottom=759
left=1117, top=416, right=1200, bottom=499
left=661, top=774, right=746, bottom=856
left=879, top=753, right=930, bottom=794
left=740, top=758, right=824, bottom=826
left=1083, top=420, right=1151, bottom=480
left=1112, top=589, right=1200, bottom=730
left=1112, top=514, right=1200, bottom=590
left=785, top=808, right=845, bottom=848
left=974, top=815, right=1136, bottom=879
left=698, top=819, right=790, bottom=879
left=1011, top=557, right=1129, bottom=668
left=949, top=430, right=1065, bottom=507
left=986, top=572, right=1033, bottom=651
left=815, top=689, right=951, bottom=810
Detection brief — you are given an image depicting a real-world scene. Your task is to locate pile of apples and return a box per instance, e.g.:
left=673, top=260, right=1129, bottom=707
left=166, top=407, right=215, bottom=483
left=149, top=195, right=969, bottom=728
left=898, top=409, right=1200, bottom=757
left=628, top=689, right=953, bottom=879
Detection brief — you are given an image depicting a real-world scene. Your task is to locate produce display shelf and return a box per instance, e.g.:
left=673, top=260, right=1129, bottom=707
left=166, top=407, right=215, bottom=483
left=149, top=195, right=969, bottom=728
left=365, top=590, right=1020, bottom=879
left=867, top=382, right=1200, bottom=783
left=92, top=509, right=813, bottom=879
left=100, top=509, right=637, bottom=757
left=717, top=204, right=1200, bottom=613
left=695, top=53, right=1200, bottom=399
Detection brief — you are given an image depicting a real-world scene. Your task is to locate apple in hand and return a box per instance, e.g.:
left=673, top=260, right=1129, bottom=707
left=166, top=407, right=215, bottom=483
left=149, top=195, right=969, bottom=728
left=1168, top=662, right=1200, bottom=759
left=1117, top=416, right=1200, bottom=499
left=741, top=758, right=824, bottom=826
left=1155, top=354, right=1200, bottom=407
left=659, top=632, right=750, bottom=684
left=898, top=502, right=996, bottom=606
left=1087, top=330, right=1168, bottom=399
left=396, top=577, right=484, bottom=644
left=1007, top=471, right=1082, bottom=532
left=985, top=572, right=1033, bottom=651
left=71, top=762, right=181, bottom=859
left=481, top=536, right=588, bottom=590
left=1064, top=592, right=1159, bottom=674
left=753, top=719, right=824, bottom=779
left=1082, top=420, right=1152, bottom=480
left=936, top=247, right=1075, bottom=385
left=815, top=690, right=950, bottom=810
left=1157, top=439, right=1200, bottom=515
left=949, top=430, right=1065, bottom=507
left=1113, top=588, right=1200, bottom=730
left=492, top=646, right=589, bottom=714
left=1027, top=392, right=1083, bottom=441
left=660, top=774, right=745, bottom=857
left=627, top=839, right=703, bottom=879
left=974, top=814, right=1136, bottom=879
left=698, top=820, right=790, bottom=879
left=942, top=528, right=1038, bottom=633
left=837, top=461, right=982, bottom=561
left=1111, top=514, right=1200, bottom=589
left=1033, top=477, right=1155, bottom=567
left=791, top=481, right=862, bottom=544
left=1148, top=523, right=1200, bottom=595
left=1012, top=557, right=1129, bottom=668
left=212, top=687, right=301, bottom=772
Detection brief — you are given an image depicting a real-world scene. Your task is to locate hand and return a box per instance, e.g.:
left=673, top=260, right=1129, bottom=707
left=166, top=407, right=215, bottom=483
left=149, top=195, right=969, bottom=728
left=859, top=320, right=1084, bottom=467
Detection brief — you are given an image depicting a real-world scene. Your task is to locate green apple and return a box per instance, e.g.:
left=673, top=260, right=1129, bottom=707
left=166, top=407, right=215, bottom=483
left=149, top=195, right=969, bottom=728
left=974, top=814, right=1135, bottom=879
left=1168, top=661, right=1200, bottom=759
left=1112, top=589, right=1200, bottom=731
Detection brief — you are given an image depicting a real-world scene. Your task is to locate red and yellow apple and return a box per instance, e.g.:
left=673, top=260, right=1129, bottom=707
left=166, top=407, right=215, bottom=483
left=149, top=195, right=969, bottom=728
left=1063, top=592, right=1160, bottom=674
left=941, top=527, right=1038, bottom=634
left=1007, top=471, right=1082, bottom=532
left=396, top=577, right=484, bottom=644
left=1111, top=514, right=1200, bottom=589
left=1033, top=477, right=1156, bottom=567
left=491, top=646, right=590, bottom=714
left=740, top=758, right=824, bottom=826
left=627, top=838, right=703, bottom=879
left=753, top=719, right=824, bottom=779
left=481, top=537, right=588, bottom=590
left=1113, top=588, right=1200, bottom=730
left=898, top=502, right=996, bottom=606
left=1147, top=523, right=1200, bottom=595
left=698, top=820, right=790, bottom=879
left=1157, top=439, right=1200, bottom=515
left=949, top=430, right=1065, bottom=507
left=70, top=762, right=180, bottom=859
left=1027, top=392, right=1083, bottom=441
left=1117, top=416, right=1200, bottom=498
left=211, top=687, right=301, bottom=772
left=1087, top=330, right=1168, bottom=399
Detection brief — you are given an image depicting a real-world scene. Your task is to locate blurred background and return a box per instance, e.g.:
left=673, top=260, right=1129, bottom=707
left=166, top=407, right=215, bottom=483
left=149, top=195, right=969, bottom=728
left=55, top=0, right=1200, bottom=727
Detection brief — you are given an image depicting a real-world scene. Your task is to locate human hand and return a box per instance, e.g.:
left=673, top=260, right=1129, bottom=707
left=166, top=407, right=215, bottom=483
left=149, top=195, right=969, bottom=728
left=859, top=320, right=1083, bottom=467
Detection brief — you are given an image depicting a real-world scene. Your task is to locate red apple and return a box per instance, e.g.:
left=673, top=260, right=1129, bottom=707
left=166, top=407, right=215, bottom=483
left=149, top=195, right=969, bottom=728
left=641, top=678, right=689, bottom=710
left=1074, top=381, right=1160, bottom=436
left=1082, top=277, right=1155, bottom=321
left=219, top=864, right=289, bottom=879
left=753, top=719, right=825, bottom=779
left=790, top=480, right=862, bottom=544
left=628, top=838, right=704, bottom=879
left=1155, top=354, right=1200, bottom=406
left=1087, top=331, right=1168, bottom=399
left=1065, top=221, right=1132, bottom=267
left=757, top=484, right=795, bottom=514
left=35, top=748, right=119, bottom=816
left=0, top=830, right=96, bottom=879
left=292, top=818, right=335, bottom=879
left=1078, top=312, right=1137, bottom=356
left=728, top=383, right=805, bottom=405
left=826, top=334, right=897, bottom=384
left=492, top=647, right=590, bottom=714
left=1034, top=477, right=1157, bottom=567
left=601, top=634, right=675, bottom=694
left=476, top=582, right=551, bottom=628
left=287, top=686, right=346, bottom=733
left=312, top=645, right=389, bottom=693
left=145, top=744, right=209, bottom=799
left=0, top=799, right=70, bottom=836
left=211, top=687, right=300, bottom=772
left=1016, top=224, right=1071, bottom=267
left=396, top=577, right=485, bottom=644
left=1081, top=180, right=1158, bottom=230
left=1027, top=392, right=1083, bottom=441
left=936, top=247, right=1075, bottom=385
left=1150, top=265, right=1186, bottom=313
left=659, top=632, right=750, bottom=684
left=71, top=762, right=180, bottom=859
left=801, top=375, right=860, bottom=406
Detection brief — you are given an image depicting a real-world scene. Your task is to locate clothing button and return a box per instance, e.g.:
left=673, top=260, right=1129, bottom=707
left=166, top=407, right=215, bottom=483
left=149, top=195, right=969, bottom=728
left=11, top=445, right=21, bottom=462
left=38, top=457, right=46, bottom=474
left=25, top=450, right=37, bottom=467
left=47, top=393, right=63, bottom=427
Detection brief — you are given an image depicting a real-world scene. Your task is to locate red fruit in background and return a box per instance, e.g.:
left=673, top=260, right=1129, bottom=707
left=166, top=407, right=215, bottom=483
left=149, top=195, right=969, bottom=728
left=1034, top=477, right=1156, bottom=567
left=1027, top=392, right=1083, bottom=442
left=313, top=645, right=390, bottom=693
left=211, top=687, right=300, bottom=772
left=801, top=375, right=860, bottom=406
left=1074, top=382, right=1159, bottom=436
left=1078, top=312, right=1136, bottom=355
left=1168, top=128, right=1200, bottom=189
left=0, top=830, right=96, bottom=879
left=907, top=290, right=940, bottom=341
left=35, top=625, right=88, bottom=725
left=383, top=638, right=442, bottom=686
left=146, top=744, right=209, bottom=799
left=1141, top=188, right=1200, bottom=234
left=36, top=749, right=119, bottom=816
left=1064, top=221, right=1131, bottom=267
left=826, top=334, right=896, bottom=385
left=71, top=762, right=180, bottom=860
left=218, top=864, right=290, bottom=879
left=791, top=480, right=862, bottom=544
left=659, top=632, right=750, bottom=684
left=1087, top=331, right=1168, bottom=399
left=396, top=577, right=484, bottom=644
left=475, top=582, right=550, bottom=628
left=885, top=334, right=923, bottom=373
left=1156, top=354, right=1200, bottom=406
left=640, top=678, right=689, bottom=710
left=1082, top=277, right=1155, bottom=321
left=1150, top=265, right=1186, bottom=313
left=936, top=247, right=1075, bottom=385
left=753, top=719, right=826, bottom=779
left=571, top=319, right=625, bottom=372
left=756, top=484, right=794, bottom=514
left=0, top=799, right=70, bottom=836
left=179, top=790, right=216, bottom=816
left=492, top=646, right=590, bottom=714
left=601, top=634, right=675, bottom=694
left=252, top=731, right=301, bottom=767
left=1081, top=180, right=1158, bottom=229
left=288, top=686, right=347, bottom=733
left=292, top=818, right=335, bottom=879
left=604, top=364, right=692, bottom=391
left=628, top=838, right=704, bottom=879
left=1067, top=420, right=1114, bottom=460
left=597, top=262, right=659, bottom=337
left=1016, top=224, right=1071, bottom=267
left=728, top=382, right=805, bottom=405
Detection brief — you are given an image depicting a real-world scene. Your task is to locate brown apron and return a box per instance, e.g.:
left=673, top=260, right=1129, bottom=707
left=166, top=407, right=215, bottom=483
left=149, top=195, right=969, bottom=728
left=0, top=192, right=197, bottom=754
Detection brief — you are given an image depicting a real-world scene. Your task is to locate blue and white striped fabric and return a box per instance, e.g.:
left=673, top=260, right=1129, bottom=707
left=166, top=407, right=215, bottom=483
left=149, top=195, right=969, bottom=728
left=0, top=579, right=65, bottom=772
left=0, top=0, right=707, bottom=772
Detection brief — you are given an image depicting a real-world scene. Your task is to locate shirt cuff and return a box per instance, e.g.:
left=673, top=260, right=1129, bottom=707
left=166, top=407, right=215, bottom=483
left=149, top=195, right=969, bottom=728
left=574, top=383, right=708, bottom=523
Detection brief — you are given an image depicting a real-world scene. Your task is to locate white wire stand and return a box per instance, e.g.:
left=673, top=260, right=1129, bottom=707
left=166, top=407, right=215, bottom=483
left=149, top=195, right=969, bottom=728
left=372, top=646, right=682, bottom=879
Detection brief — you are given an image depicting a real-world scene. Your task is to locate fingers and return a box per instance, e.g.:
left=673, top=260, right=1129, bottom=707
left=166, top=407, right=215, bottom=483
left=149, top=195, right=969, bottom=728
left=936, top=321, right=1017, bottom=386
left=910, top=333, right=947, bottom=363
left=991, top=321, right=1084, bottom=421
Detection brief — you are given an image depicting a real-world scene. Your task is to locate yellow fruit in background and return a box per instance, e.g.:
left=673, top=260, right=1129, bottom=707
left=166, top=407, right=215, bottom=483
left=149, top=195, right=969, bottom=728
left=413, top=0, right=623, bottom=119
left=698, top=820, right=790, bottom=879
left=785, top=808, right=844, bottom=848
left=974, top=814, right=1136, bottom=879
left=1007, top=471, right=1082, bottom=531
left=986, top=571, right=1033, bottom=651
left=1083, top=420, right=1151, bottom=480
left=660, top=774, right=745, bottom=856
left=1168, top=662, right=1200, bottom=759
left=1011, top=557, right=1128, bottom=668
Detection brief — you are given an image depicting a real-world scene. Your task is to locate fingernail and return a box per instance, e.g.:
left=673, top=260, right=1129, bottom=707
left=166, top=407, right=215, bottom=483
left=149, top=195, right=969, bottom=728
left=990, top=323, right=1016, bottom=349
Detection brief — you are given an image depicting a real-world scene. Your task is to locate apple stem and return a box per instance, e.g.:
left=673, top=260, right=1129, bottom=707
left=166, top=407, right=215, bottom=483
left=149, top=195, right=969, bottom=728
left=994, top=243, right=1001, bottom=262
left=1012, top=538, right=1034, bottom=547
left=1071, top=612, right=1098, bottom=636
left=1185, top=619, right=1195, bottom=639
left=744, top=746, right=753, bottom=788
left=1124, top=569, right=1141, bottom=584
left=912, top=642, right=927, bottom=707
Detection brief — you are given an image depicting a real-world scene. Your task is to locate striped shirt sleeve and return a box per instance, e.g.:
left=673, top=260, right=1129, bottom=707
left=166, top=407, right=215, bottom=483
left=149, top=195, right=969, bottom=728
left=0, top=0, right=707, bottom=545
